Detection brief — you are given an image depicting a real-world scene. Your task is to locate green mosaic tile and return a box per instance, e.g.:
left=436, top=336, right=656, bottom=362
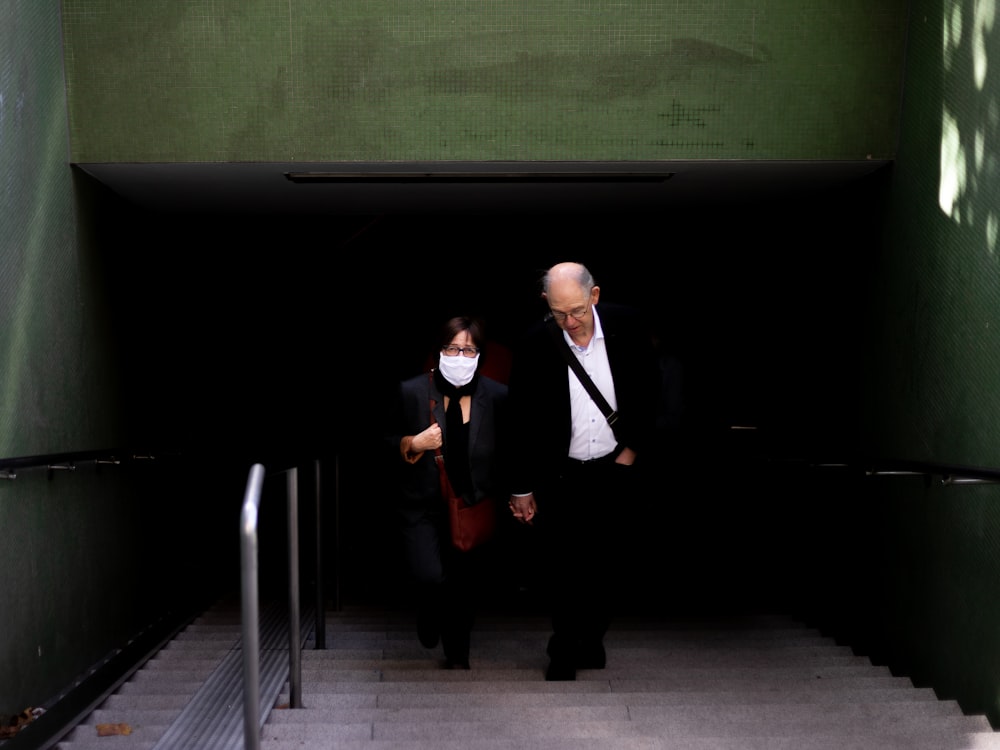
left=62, top=0, right=909, bottom=162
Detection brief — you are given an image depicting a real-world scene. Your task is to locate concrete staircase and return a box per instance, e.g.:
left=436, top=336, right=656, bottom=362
left=53, top=598, right=1000, bottom=750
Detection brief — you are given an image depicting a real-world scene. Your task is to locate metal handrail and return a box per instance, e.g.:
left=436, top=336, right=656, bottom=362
left=239, top=463, right=303, bottom=750
left=0, top=448, right=137, bottom=471
left=863, top=458, right=1000, bottom=484
left=0, top=449, right=165, bottom=480
left=313, top=459, right=326, bottom=648
left=768, top=455, right=1000, bottom=485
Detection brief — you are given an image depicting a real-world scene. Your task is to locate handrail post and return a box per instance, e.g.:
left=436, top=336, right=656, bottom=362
left=333, top=453, right=341, bottom=612
left=240, top=463, right=266, bottom=750
left=287, top=468, right=302, bottom=708
left=314, top=459, right=326, bottom=649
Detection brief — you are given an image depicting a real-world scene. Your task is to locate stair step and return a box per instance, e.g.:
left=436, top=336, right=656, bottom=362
left=253, top=736, right=1000, bottom=750
left=49, top=601, right=999, bottom=750
left=58, top=723, right=168, bottom=747
left=76, top=709, right=180, bottom=726
left=97, top=694, right=193, bottom=711
left=259, top=715, right=994, bottom=741
left=262, top=701, right=965, bottom=725
left=114, top=680, right=207, bottom=696
left=296, top=654, right=875, bottom=670
left=354, top=665, right=901, bottom=682
left=144, top=649, right=232, bottom=662
left=279, top=687, right=944, bottom=708
left=282, top=675, right=922, bottom=693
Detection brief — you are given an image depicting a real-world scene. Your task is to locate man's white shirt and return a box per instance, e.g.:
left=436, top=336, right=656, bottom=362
left=565, top=306, right=618, bottom=461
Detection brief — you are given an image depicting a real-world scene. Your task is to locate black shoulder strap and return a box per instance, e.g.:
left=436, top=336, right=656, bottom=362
left=545, top=315, right=619, bottom=432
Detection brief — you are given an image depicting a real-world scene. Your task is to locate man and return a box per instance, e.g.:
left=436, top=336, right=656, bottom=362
left=507, top=261, right=659, bottom=681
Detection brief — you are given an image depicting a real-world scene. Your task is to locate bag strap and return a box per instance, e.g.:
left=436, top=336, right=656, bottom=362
left=427, top=372, right=458, bottom=504
left=545, top=314, right=620, bottom=433
left=428, top=371, right=445, bottom=463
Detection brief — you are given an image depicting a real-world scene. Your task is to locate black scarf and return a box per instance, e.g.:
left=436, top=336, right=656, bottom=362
left=433, top=367, right=479, bottom=500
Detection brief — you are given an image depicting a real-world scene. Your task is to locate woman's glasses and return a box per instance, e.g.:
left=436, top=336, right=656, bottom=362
left=441, top=345, right=480, bottom=358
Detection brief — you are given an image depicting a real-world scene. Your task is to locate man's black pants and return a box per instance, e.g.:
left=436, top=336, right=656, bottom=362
left=537, top=454, right=637, bottom=666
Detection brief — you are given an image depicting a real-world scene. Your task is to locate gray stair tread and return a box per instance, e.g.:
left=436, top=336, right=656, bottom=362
left=115, top=680, right=208, bottom=695
left=280, top=687, right=944, bottom=708
left=369, top=665, right=897, bottom=681
left=298, top=655, right=875, bottom=670
left=260, top=716, right=994, bottom=740
left=81, top=710, right=184, bottom=725
left=284, top=675, right=918, bottom=692
left=127, top=668, right=224, bottom=682
left=144, top=650, right=232, bottom=662
left=57, top=723, right=168, bottom=748
left=262, top=701, right=966, bottom=724
left=324, top=626, right=850, bottom=651
left=254, top=737, right=1000, bottom=750
left=307, top=637, right=849, bottom=648
left=136, top=664, right=225, bottom=679
left=98, top=694, right=193, bottom=711
left=290, top=679, right=614, bottom=693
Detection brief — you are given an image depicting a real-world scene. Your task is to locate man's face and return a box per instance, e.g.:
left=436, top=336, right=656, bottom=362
left=545, top=279, right=600, bottom=345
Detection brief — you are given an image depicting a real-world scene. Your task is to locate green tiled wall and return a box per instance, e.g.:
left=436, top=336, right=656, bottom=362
left=2, top=0, right=139, bottom=720
left=62, top=0, right=908, bottom=163
left=0, top=1, right=122, bottom=458
left=857, top=0, right=1000, bottom=727
left=866, top=2, right=1000, bottom=467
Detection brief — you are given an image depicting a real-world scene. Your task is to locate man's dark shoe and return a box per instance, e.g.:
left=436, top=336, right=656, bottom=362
left=444, top=656, right=470, bottom=670
left=576, top=642, right=606, bottom=670
left=545, top=660, right=576, bottom=681
left=417, top=612, right=440, bottom=649
left=545, top=634, right=578, bottom=680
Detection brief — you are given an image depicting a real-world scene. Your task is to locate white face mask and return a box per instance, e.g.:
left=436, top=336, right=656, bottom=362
left=438, top=352, right=479, bottom=386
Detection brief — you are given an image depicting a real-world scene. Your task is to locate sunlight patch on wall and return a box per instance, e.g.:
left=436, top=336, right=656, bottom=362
left=940, top=0, right=999, bottom=257
left=939, top=108, right=965, bottom=221
left=974, top=0, right=994, bottom=90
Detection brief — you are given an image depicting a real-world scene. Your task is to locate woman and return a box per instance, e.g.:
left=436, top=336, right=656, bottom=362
left=387, top=315, right=507, bottom=669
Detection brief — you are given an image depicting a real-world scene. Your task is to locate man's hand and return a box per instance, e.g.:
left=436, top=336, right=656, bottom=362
left=615, top=446, right=637, bottom=466
left=508, top=493, right=537, bottom=525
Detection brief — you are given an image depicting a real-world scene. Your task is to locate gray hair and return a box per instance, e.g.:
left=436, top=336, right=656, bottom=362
left=541, top=262, right=595, bottom=296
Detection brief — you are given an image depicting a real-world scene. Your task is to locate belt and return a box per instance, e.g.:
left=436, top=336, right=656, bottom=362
left=565, top=452, right=616, bottom=468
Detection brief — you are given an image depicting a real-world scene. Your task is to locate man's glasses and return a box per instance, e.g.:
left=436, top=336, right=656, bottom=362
left=442, top=345, right=480, bottom=358
left=549, top=306, right=589, bottom=323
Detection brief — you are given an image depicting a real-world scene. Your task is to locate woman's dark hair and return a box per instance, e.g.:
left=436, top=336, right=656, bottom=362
left=436, top=315, right=486, bottom=353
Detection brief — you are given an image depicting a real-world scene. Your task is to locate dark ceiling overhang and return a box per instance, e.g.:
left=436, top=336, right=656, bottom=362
left=76, top=159, right=891, bottom=215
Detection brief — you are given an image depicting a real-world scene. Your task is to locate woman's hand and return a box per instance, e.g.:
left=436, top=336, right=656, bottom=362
left=411, top=423, right=442, bottom=453
left=400, top=424, right=442, bottom=463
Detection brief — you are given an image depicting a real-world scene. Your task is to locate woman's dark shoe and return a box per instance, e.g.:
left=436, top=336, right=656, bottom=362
left=441, top=628, right=471, bottom=668
left=417, top=611, right=440, bottom=649
left=545, top=659, right=576, bottom=681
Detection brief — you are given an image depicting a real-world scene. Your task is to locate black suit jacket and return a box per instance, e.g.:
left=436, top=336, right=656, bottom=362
left=387, top=371, right=508, bottom=507
left=506, top=303, right=658, bottom=496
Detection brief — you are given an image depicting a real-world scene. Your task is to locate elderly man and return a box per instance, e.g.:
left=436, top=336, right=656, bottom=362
left=507, top=261, right=659, bottom=681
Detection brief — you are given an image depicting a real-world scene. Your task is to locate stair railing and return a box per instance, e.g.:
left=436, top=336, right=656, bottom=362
left=239, top=463, right=304, bottom=750
left=794, top=457, right=1000, bottom=484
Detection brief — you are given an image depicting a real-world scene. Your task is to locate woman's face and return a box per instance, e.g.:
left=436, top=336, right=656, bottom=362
left=438, top=328, right=480, bottom=386
left=449, top=330, right=475, bottom=352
